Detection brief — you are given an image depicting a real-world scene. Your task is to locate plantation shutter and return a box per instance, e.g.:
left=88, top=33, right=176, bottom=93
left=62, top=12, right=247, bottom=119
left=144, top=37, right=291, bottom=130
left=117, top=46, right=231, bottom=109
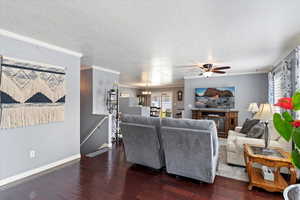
left=272, top=67, right=284, bottom=113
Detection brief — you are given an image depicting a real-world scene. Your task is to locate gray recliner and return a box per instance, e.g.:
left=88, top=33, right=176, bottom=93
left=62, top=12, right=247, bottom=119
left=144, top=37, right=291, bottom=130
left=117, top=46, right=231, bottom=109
left=161, top=118, right=219, bottom=183
left=120, top=114, right=165, bottom=169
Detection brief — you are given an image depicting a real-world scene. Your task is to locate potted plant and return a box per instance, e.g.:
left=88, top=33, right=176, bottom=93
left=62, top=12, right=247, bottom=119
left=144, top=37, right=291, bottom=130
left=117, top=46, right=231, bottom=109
left=273, top=92, right=300, bottom=199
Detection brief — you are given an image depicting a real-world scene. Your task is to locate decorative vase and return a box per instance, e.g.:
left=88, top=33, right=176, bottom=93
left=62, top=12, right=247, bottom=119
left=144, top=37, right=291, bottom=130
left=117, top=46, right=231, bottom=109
left=284, top=184, right=300, bottom=200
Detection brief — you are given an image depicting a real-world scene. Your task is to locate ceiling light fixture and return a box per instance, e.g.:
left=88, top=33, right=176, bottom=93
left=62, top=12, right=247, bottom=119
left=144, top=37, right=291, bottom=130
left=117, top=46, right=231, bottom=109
left=142, top=83, right=152, bottom=95
left=142, top=90, right=152, bottom=95
left=203, top=71, right=213, bottom=77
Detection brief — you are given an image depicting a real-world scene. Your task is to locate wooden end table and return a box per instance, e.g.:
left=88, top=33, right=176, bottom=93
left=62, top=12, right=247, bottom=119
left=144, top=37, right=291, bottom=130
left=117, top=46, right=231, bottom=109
left=244, top=144, right=296, bottom=192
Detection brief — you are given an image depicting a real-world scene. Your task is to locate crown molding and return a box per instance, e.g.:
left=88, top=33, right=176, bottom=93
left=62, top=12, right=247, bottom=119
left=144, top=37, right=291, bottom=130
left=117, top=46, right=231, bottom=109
left=80, top=65, right=120, bottom=75
left=0, top=29, right=83, bottom=58
left=184, top=71, right=268, bottom=80
left=80, top=66, right=93, bottom=71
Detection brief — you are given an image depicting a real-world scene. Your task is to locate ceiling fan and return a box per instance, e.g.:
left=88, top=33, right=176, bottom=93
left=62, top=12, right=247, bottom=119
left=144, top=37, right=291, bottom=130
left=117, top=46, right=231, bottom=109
left=177, top=63, right=231, bottom=77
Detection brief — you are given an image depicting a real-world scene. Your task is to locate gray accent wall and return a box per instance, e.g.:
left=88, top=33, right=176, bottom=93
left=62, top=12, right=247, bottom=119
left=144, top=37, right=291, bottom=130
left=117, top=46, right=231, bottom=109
left=184, top=73, right=268, bottom=125
left=119, top=87, right=138, bottom=97
left=119, top=97, right=150, bottom=116
left=80, top=68, right=119, bottom=154
left=0, top=35, right=80, bottom=180
left=80, top=69, right=106, bottom=142
left=92, top=69, right=119, bottom=114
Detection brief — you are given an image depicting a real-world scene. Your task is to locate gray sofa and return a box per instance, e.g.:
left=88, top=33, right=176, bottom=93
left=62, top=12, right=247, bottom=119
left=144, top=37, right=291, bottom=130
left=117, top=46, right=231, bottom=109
left=120, top=115, right=219, bottom=183
left=161, top=118, right=219, bottom=183
left=120, top=114, right=165, bottom=169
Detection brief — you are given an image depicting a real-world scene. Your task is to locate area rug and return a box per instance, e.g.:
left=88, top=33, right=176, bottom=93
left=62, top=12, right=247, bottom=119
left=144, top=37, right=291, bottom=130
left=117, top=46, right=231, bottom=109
left=0, top=56, right=65, bottom=128
left=216, top=139, right=249, bottom=182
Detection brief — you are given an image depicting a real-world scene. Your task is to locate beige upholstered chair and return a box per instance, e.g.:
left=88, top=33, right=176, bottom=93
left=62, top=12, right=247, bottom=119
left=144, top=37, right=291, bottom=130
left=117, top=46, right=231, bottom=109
left=226, top=124, right=291, bottom=166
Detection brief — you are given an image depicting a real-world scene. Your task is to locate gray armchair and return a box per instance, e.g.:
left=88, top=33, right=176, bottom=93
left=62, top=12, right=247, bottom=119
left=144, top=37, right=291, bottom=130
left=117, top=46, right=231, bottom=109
left=120, top=114, right=165, bottom=169
left=161, top=118, right=219, bottom=183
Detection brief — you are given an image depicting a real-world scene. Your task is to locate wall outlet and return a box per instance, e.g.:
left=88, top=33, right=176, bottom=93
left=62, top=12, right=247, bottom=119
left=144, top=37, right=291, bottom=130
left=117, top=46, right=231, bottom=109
left=29, top=150, right=36, bottom=158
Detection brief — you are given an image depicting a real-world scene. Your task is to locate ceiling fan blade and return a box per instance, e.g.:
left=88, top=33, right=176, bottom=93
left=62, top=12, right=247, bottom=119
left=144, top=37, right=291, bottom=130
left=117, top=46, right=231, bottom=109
left=212, top=70, right=226, bottom=74
left=213, top=66, right=231, bottom=70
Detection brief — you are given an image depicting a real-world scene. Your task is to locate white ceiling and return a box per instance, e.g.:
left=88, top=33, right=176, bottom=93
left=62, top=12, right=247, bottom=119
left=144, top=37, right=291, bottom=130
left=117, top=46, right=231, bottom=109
left=1, top=0, right=300, bottom=87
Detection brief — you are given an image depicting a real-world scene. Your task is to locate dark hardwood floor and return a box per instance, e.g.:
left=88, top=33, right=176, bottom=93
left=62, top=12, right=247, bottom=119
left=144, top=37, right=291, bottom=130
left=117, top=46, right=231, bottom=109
left=0, top=144, right=283, bottom=200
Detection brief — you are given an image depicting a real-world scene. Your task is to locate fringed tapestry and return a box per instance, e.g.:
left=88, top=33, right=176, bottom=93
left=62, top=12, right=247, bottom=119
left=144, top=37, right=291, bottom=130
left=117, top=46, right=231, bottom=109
left=0, top=56, right=66, bottom=128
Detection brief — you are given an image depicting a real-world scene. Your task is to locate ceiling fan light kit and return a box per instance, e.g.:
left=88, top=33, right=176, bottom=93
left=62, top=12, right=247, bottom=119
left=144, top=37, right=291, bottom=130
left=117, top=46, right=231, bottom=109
left=177, top=63, right=231, bottom=77
left=142, top=90, right=151, bottom=95
left=203, top=71, right=213, bottom=77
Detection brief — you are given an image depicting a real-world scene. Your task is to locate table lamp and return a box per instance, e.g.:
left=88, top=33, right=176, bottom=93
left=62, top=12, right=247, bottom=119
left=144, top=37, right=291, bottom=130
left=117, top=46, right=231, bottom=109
left=253, top=104, right=273, bottom=149
left=248, top=103, right=259, bottom=117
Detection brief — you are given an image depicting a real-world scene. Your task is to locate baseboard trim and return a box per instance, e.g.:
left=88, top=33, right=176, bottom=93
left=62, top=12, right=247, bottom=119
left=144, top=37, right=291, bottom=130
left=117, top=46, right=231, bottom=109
left=0, top=154, right=81, bottom=187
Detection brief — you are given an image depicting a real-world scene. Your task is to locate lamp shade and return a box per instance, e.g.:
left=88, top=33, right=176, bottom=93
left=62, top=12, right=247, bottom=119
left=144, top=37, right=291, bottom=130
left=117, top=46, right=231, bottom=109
left=248, top=103, right=259, bottom=113
left=253, top=104, right=273, bottom=121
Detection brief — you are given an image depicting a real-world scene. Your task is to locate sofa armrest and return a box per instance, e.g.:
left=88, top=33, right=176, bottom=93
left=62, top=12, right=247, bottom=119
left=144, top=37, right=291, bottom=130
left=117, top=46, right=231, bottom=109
left=235, top=136, right=266, bottom=147
left=228, top=130, right=245, bottom=138
left=234, top=136, right=287, bottom=152
left=235, top=126, right=242, bottom=132
left=227, top=135, right=263, bottom=153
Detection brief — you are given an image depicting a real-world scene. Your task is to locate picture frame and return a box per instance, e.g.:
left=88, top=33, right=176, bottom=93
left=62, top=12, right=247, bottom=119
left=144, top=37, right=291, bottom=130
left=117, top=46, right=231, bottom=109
left=177, top=90, right=183, bottom=101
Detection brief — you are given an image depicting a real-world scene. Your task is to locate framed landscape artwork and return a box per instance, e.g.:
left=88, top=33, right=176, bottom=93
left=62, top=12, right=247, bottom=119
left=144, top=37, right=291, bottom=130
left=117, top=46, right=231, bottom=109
left=195, top=87, right=235, bottom=109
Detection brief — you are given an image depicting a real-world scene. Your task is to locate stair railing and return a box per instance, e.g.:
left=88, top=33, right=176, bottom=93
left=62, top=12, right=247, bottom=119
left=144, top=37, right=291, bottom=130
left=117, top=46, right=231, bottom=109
left=80, top=116, right=109, bottom=146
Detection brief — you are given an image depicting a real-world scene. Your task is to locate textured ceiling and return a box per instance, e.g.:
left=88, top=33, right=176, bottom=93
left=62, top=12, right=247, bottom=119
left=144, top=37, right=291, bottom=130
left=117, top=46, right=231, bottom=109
left=1, top=0, right=300, bottom=87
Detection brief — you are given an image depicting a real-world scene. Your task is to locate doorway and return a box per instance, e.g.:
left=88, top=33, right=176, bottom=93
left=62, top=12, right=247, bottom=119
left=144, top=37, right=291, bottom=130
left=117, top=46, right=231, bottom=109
left=150, top=91, right=172, bottom=117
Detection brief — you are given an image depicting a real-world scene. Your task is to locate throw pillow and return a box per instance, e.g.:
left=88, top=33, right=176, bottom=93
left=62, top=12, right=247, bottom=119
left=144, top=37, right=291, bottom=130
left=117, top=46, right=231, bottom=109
left=240, top=119, right=260, bottom=134
left=246, top=123, right=265, bottom=138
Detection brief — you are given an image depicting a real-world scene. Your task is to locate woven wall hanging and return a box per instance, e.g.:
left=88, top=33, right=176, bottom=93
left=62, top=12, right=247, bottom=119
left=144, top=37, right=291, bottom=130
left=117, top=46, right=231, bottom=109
left=0, top=56, right=66, bottom=128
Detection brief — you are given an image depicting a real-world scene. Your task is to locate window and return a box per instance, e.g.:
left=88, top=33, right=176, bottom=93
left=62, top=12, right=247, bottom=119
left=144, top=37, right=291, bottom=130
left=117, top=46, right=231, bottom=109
left=273, top=71, right=283, bottom=113
left=269, top=48, right=300, bottom=118
left=273, top=75, right=283, bottom=102
left=150, top=91, right=173, bottom=117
